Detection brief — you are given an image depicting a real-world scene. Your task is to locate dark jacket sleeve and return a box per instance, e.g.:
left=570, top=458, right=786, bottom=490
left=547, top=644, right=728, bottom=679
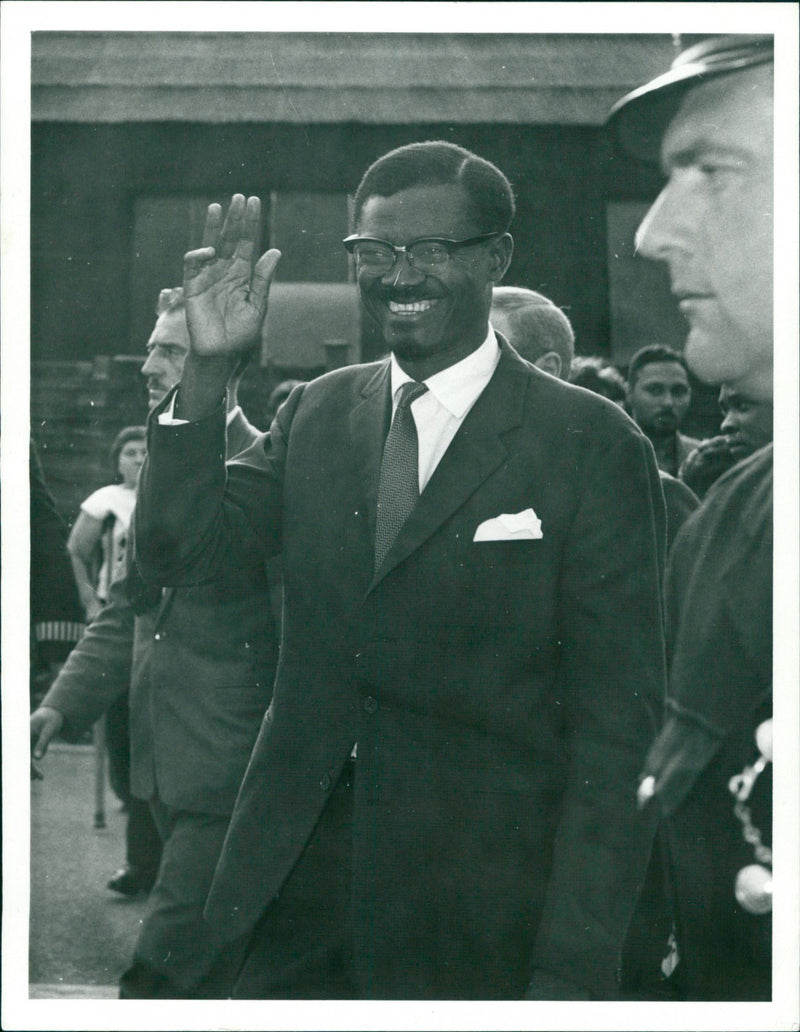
left=40, top=571, right=134, bottom=738
left=529, top=427, right=667, bottom=1000
left=134, top=386, right=299, bottom=586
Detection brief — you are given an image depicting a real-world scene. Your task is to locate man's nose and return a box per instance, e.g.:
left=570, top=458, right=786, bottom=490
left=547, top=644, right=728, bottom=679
left=720, top=411, right=737, bottom=434
left=381, top=250, right=424, bottom=287
left=140, top=350, right=159, bottom=376
left=635, top=179, right=693, bottom=263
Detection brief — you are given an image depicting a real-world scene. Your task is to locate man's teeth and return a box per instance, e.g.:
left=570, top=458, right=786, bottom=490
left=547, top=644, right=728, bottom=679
left=388, top=300, right=434, bottom=314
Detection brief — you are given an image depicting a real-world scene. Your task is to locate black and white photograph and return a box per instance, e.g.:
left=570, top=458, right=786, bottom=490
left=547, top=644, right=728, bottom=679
left=2, top=3, right=798, bottom=1030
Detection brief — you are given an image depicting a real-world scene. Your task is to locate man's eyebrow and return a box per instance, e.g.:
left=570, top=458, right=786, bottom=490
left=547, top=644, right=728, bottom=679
left=663, top=141, right=752, bottom=171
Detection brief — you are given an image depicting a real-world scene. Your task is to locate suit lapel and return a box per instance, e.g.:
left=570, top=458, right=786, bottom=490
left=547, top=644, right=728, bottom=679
left=349, top=360, right=392, bottom=540
left=369, top=343, right=530, bottom=589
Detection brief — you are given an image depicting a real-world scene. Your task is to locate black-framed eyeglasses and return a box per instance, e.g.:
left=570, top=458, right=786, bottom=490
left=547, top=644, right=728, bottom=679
left=342, top=232, right=499, bottom=274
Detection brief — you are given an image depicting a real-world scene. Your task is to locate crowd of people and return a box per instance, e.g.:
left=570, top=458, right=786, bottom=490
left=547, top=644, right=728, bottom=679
left=30, top=34, right=775, bottom=1003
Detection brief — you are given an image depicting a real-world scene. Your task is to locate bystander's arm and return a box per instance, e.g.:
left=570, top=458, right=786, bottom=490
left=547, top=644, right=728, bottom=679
left=66, top=511, right=105, bottom=621
left=32, top=572, right=135, bottom=749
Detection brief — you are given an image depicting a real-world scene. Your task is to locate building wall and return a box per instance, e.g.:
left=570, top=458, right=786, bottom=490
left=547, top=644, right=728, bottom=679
left=31, top=119, right=668, bottom=365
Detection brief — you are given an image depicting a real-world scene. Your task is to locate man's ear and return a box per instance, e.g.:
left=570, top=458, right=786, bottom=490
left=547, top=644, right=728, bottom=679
left=488, top=233, right=514, bottom=283
left=533, top=352, right=563, bottom=379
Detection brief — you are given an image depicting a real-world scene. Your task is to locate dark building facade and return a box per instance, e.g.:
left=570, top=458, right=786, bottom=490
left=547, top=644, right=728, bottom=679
left=32, top=32, right=711, bottom=517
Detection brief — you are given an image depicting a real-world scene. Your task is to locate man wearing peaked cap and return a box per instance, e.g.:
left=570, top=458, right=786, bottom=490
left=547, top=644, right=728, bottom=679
left=609, top=34, right=774, bottom=162
left=610, top=35, right=775, bottom=1000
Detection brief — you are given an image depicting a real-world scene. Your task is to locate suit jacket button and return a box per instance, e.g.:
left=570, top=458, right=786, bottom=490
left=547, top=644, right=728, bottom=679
left=364, top=696, right=378, bottom=714
left=319, top=773, right=331, bottom=791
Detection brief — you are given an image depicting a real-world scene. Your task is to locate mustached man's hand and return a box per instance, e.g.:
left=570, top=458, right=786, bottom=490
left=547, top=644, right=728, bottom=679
left=183, top=194, right=280, bottom=359
left=30, top=706, right=65, bottom=778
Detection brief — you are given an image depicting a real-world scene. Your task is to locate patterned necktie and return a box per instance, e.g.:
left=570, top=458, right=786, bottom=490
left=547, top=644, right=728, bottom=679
left=374, top=380, right=428, bottom=571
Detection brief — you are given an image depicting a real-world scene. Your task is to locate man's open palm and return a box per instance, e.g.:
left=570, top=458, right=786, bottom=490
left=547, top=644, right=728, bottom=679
left=183, top=194, right=280, bottom=358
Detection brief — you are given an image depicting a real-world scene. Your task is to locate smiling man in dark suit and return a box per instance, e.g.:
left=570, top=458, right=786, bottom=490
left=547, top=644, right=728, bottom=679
left=135, top=141, right=667, bottom=1000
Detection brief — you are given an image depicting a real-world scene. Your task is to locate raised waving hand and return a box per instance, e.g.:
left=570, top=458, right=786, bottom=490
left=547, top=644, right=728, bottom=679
left=183, top=194, right=281, bottom=358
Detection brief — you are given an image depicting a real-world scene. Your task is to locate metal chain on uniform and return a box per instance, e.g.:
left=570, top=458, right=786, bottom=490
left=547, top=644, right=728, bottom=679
left=728, top=718, right=772, bottom=914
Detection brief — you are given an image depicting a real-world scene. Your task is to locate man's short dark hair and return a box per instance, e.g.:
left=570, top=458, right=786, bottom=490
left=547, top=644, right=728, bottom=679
left=627, top=344, right=690, bottom=387
left=491, top=286, right=574, bottom=375
left=568, top=356, right=627, bottom=404
left=353, top=141, right=516, bottom=235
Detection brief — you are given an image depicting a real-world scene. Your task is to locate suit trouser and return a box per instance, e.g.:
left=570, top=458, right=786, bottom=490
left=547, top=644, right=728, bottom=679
left=233, top=760, right=357, bottom=999
left=104, top=695, right=162, bottom=879
left=119, top=798, right=248, bottom=999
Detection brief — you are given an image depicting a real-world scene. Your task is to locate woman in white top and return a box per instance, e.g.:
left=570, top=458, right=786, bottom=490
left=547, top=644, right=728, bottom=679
left=67, top=426, right=146, bottom=621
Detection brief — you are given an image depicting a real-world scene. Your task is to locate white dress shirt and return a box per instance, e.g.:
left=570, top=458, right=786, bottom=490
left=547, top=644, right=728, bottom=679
left=160, top=330, right=502, bottom=496
left=390, top=328, right=501, bottom=492
left=159, top=399, right=243, bottom=428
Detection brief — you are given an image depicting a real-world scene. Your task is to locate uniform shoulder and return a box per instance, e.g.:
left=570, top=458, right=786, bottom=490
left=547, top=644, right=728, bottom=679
left=704, top=441, right=773, bottom=502
left=672, top=443, right=772, bottom=555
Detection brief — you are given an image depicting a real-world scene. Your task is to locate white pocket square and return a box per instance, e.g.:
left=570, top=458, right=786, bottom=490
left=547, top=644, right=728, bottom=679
left=473, top=508, right=543, bottom=542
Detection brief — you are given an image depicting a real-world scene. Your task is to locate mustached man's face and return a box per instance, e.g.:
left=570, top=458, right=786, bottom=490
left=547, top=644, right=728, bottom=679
left=355, top=183, right=512, bottom=379
left=140, top=309, right=190, bottom=409
left=636, top=65, right=774, bottom=402
left=628, top=361, right=691, bottom=437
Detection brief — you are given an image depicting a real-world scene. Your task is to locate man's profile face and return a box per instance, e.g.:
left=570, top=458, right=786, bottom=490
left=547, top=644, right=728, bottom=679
left=635, top=65, right=773, bottom=400
left=628, top=360, right=691, bottom=435
left=718, top=384, right=773, bottom=459
left=140, top=308, right=191, bottom=409
left=355, top=183, right=510, bottom=375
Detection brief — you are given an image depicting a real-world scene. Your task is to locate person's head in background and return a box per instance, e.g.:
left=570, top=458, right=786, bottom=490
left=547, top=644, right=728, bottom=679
left=626, top=344, right=692, bottom=440
left=490, top=286, right=574, bottom=380
left=718, top=384, right=773, bottom=461
left=568, top=355, right=627, bottom=406
left=140, top=286, right=251, bottom=412
left=611, top=36, right=774, bottom=404
left=679, top=382, right=774, bottom=499
left=110, top=426, right=147, bottom=489
left=141, top=287, right=190, bottom=409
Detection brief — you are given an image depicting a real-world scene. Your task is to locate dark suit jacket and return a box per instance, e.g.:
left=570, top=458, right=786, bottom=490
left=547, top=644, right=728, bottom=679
left=136, top=343, right=667, bottom=998
left=43, top=408, right=278, bottom=814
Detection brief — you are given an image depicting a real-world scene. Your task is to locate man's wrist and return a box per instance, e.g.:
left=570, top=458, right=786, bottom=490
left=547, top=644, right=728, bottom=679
left=174, top=352, right=236, bottom=421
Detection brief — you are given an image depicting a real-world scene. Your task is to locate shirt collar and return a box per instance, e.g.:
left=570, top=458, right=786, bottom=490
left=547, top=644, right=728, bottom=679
left=389, top=327, right=501, bottom=418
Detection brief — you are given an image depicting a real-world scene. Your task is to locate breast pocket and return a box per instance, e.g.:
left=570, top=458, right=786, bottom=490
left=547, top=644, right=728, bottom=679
left=471, top=539, right=545, bottom=568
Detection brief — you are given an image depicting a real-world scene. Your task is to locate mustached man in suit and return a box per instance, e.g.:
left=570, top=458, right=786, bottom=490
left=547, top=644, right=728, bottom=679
left=135, top=141, right=667, bottom=1000
left=30, top=287, right=278, bottom=998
